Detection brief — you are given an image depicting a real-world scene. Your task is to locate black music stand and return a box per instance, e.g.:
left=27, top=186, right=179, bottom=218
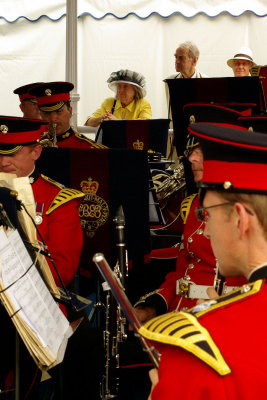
left=95, top=119, right=170, bottom=157
left=166, top=76, right=265, bottom=156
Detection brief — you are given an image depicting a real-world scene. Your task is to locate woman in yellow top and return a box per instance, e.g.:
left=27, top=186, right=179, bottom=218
left=85, top=69, right=152, bottom=126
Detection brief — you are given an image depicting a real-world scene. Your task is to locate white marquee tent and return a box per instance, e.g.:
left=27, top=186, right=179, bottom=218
left=1, top=0, right=267, bottom=127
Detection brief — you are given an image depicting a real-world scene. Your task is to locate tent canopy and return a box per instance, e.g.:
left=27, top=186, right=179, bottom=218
left=1, top=0, right=267, bottom=124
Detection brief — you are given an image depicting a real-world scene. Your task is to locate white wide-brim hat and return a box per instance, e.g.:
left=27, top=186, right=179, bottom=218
left=107, top=69, right=147, bottom=97
left=227, top=46, right=256, bottom=68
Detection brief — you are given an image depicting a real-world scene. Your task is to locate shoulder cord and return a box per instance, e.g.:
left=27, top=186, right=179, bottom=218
left=111, top=99, right=116, bottom=114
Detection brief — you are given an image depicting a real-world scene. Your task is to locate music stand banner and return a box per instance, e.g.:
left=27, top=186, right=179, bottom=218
left=36, top=148, right=151, bottom=276
left=166, top=76, right=265, bottom=156
left=96, top=119, right=170, bottom=157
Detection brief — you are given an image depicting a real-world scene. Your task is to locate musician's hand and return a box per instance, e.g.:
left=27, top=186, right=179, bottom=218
left=105, top=110, right=119, bottom=120
left=147, top=368, right=159, bottom=400
left=129, top=307, right=157, bottom=330
left=196, top=286, right=219, bottom=304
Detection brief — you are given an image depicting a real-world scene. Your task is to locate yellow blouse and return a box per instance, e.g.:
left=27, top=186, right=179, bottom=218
left=87, top=97, right=152, bottom=121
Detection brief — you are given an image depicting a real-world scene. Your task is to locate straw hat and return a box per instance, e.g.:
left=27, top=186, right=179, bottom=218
left=227, top=47, right=256, bottom=68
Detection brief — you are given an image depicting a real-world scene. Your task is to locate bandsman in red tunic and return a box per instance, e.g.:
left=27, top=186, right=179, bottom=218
left=0, top=116, right=84, bottom=290
left=29, top=81, right=107, bottom=149
left=134, top=136, right=245, bottom=322
left=140, top=123, right=267, bottom=399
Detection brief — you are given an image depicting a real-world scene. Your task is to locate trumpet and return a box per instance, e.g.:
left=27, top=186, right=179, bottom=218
left=40, top=123, right=58, bottom=147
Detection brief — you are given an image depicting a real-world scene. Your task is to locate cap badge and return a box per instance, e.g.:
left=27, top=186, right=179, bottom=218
left=0, top=125, right=8, bottom=135
left=223, top=181, right=232, bottom=190
left=45, top=89, right=52, bottom=96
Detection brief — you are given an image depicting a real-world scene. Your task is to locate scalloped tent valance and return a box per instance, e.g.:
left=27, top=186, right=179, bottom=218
left=1, top=0, right=267, bottom=22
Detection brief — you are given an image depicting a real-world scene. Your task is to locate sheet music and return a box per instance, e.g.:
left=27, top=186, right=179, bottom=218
left=0, top=227, right=71, bottom=357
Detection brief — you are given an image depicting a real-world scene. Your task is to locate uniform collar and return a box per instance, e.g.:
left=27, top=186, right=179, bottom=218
left=56, top=126, right=75, bottom=142
left=248, top=264, right=267, bottom=282
left=29, top=167, right=39, bottom=184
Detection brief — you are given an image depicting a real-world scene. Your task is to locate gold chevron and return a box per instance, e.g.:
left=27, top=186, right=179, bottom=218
left=180, top=193, right=197, bottom=224
left=46, top=188, right=85, bottom=215
left=139, top=311, right=231, bottom=376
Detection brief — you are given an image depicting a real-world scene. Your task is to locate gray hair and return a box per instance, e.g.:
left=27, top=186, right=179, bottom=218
left=178, top=41, right=200, bottom=59
left=116, top=85, right=144, bottom=101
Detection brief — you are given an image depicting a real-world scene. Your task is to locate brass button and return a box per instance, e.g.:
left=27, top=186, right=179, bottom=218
left=188, top=237, right=193, bottom=244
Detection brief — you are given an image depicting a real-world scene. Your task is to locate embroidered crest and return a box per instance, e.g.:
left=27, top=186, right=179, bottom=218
left=133, top=139, right=144, bottom=150
left=79, top=177, right=109, bottom=238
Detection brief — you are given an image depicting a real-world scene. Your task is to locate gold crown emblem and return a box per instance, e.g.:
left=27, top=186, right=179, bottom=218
left=0, top=125, right=8, bottom=135
left=45, top=89, right=52, bottom=96
left=80, top=177, right=99, bottom=194
left=133, top=139, right=144, bottom=150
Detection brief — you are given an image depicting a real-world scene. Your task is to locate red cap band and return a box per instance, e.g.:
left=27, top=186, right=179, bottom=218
left=37, top=93, right=70, bottom=105
left=19, top=93, right=35, bottom=101
left=0, top=129, right=41, bottom=143
left=203, top=160, right=267, bottom=191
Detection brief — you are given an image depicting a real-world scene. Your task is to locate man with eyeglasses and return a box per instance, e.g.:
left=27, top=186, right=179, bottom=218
left=140, top=123, right=267, bottom=399
left=134, top=135, right=245, bottom=322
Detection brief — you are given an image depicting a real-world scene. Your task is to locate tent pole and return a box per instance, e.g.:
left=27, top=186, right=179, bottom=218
left=66, top=0, right=80, bottom=130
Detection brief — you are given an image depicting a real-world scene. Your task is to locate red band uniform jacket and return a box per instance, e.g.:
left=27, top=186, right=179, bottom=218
left=135, top=195, right=246, bottom=313
left=31, top=171, right=84, bottom=289
left=140, top=266, right=267, bottom=399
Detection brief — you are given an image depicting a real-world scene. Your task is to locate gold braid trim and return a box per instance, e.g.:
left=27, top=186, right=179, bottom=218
left=134, top=289, right=168, bottom=310
left=40, top=174, right=64, bottom=189
left=139, top=311, right=231, bottom=376
left=180, top=193, right=197, bottom=224
left=46, top=188, right=85, bottom=215
left=75, top=133, right=108, bottom=149
left=194, top=280, right=262, bottom=318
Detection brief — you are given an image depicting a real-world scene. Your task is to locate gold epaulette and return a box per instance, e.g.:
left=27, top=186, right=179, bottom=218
left=46, top=188, right=85, bottom=215
left=75, top=133, right=108, bottom=149
left=139, top=280, right=263, bottom=376
left=180, top=193, right=197, bottom=224
left=139, top=311, right=231, bottom=376
left=192, top=279, right=262, bottom=318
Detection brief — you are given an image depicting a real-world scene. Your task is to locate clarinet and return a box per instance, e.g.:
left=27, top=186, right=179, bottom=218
left=93, top=253, right=160, bottom=369
left=100, top=205, right=128, bottom=399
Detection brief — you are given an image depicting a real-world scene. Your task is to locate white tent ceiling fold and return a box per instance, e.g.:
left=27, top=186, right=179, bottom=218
left=1, top=0, right=267, bottom=20
left=1, top=1, right=267, bottom=124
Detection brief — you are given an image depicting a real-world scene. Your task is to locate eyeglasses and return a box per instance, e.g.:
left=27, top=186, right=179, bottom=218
left=195, top=202, right=254, bottom=222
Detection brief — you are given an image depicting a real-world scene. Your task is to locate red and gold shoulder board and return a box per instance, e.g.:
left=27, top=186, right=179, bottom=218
left=180, top=193, right=197, bottom=224
left=139, top=310, right=231, bottom=376
left=139, top=280, right=263, bottom=376
left=46, top=188, right=85, bottom=215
